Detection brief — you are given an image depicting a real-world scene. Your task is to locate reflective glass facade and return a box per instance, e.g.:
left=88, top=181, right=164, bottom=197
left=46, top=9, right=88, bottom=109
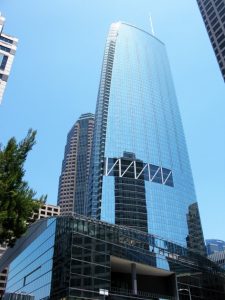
left=206, top=239, right=225, bottom=255
left=3, top=293, right=34, bottom=300
left=89, top=22, right=205, bottom=254
left=1, top=216, right=224, bottom=300
left=51, top=216, right=224, bottom=299
left=5, top=219, right=56, bottom=300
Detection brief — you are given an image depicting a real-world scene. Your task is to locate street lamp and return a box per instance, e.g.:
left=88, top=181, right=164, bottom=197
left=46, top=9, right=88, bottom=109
left=178, top=287, right=192, bottom=300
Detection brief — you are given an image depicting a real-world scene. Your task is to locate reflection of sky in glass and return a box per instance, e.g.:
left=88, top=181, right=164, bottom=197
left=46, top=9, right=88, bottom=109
left=98, top=23, right=202, bottom=247
left=6, top=219, right=56, bottom=299
left=101, top=176, right=115, bottom=224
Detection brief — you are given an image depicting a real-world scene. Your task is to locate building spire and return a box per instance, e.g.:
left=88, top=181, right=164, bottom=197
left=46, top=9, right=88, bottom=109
left=149, top=13, right=155, bottom=36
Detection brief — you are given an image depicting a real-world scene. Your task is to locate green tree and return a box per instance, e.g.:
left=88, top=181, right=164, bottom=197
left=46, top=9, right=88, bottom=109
left=0, top=129, right=46, bottom=246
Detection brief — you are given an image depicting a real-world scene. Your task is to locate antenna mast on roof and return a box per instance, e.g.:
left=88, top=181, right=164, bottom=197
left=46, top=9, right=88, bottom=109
left=149, top=13, right=155, bottom=36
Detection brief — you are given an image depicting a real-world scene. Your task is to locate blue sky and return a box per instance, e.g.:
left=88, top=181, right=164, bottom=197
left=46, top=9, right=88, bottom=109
left=1, top=0, right=225, bottom=241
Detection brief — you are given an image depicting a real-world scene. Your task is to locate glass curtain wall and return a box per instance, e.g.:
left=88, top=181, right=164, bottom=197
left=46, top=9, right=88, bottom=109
left=89, top=22, right=205, bottom=254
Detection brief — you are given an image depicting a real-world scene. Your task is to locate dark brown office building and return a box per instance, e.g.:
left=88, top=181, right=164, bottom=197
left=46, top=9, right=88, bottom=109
left=57, top=113, right=95, bottom=215
left=197, top=0, right=225, bottom=81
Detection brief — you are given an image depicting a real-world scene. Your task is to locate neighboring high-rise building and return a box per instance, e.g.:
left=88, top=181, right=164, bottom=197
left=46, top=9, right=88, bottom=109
left=0, top=15, right=18, bottom=103
left=58, top=113, right=94, bottom=215
left=208, top=250, right=225, bottom=269
left=0, top=19, right=19, bottom=294
left=206, top=240, right=225, bottom=270
left=206, top=239, right=225, bottom=255
left=196, top=0, right=225, bottom=81
left=88, top=22, right=205, bottom=255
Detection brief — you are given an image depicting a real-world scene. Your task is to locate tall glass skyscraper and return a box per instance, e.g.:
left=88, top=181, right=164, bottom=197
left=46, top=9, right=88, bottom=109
left=2, top=21, right=225, bottom=300
left=88, top=22, right=205, bottom=255
left=58, top=113, right=94, bottom=215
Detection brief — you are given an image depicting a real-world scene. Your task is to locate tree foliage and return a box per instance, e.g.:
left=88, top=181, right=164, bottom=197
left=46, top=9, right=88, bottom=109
left=0, top=129, right=46, bottom=246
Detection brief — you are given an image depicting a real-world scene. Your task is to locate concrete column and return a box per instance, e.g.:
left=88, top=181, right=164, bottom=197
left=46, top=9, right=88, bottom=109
left=131, top=263, right=137, bottom=295
left=174, top=274, right=180, bottom=300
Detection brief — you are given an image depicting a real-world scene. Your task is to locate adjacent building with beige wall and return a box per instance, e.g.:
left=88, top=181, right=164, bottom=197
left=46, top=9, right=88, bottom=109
left=0, top=15, right=18, bottom=103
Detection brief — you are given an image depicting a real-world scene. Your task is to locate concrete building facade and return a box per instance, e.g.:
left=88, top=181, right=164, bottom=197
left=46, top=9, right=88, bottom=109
left=0, top=15, right=18, bottom=103
left=0, top=244, right=8, bottom=297
left=58, top=113, right=94, bottom=215
left=32, top=203, right=60, bottom=221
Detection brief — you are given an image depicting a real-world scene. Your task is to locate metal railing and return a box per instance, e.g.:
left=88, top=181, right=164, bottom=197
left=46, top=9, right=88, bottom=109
left=110, top=287, right=175, bottom=300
